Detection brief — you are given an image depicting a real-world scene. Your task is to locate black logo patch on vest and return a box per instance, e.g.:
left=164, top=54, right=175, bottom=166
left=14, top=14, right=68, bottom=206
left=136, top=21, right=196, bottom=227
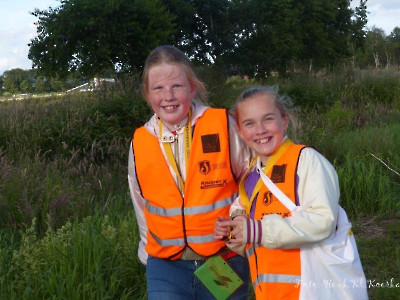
left=262, top=191, right=273, bottom=206
left=201, top=134, right=221, bottom=153
left=271, top=164, right=287, bottom=183
left=199, top=160, right=211, bottom=175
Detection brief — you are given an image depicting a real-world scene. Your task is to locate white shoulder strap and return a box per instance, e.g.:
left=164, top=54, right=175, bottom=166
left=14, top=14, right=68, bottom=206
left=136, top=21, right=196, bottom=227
left=256, top=157, right=297, bottom=212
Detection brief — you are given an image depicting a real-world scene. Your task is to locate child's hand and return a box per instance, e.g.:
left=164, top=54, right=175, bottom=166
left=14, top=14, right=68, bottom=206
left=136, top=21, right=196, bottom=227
left=214, top=216, right=246, bottom=244
left=214, top=216, right=231, bottom=240
left=218, top=218, right=245, bottom=244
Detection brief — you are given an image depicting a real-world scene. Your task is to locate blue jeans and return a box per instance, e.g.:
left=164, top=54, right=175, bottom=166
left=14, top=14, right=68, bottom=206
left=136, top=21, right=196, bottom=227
left=146, top=254, right=250, bottom=299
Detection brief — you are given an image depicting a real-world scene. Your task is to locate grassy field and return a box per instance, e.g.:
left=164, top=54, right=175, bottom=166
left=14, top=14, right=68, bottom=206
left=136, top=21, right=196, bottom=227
left=0, top=67, right=399, bottom=299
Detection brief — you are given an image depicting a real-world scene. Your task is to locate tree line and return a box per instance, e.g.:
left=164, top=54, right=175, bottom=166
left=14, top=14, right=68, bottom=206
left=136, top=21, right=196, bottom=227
left=0, top=69, right=89, bottom=96
left=27, top=0, right=368, bottom=77
left=1, top=0, right=400, bottom=96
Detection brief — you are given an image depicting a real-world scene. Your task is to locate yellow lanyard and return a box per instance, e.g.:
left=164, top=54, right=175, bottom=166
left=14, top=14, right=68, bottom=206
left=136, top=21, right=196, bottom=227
left=239, top=139, right=293, bottom=213
left=159, top=109, right=192, bottom=194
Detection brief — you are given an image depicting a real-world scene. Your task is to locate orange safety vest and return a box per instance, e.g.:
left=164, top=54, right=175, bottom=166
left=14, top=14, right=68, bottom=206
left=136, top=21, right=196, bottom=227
left=133, top=108, right=238, bottom=260
left=244, top=143, right=305, bottom=299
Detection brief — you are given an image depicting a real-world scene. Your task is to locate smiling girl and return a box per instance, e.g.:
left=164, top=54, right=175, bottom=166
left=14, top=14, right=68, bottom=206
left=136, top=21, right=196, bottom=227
left=128, top=45, right=251, bottom=299
left=214, top=86, right=345, bottom=299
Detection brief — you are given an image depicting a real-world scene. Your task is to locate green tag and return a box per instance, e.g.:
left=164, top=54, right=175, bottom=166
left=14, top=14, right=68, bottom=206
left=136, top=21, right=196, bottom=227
left=194, top=255, right=243, bottom=300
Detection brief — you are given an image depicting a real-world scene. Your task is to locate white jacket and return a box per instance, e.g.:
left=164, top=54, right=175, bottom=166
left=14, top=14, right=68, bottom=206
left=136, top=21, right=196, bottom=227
left=233, top=147, right=340, bottom=249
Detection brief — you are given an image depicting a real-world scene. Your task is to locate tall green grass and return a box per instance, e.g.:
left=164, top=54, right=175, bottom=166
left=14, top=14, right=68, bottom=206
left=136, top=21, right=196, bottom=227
left=336, top=153, right=399, bottom=216
left=314, top=119, right=400, bottom=217
left=1, top=213, right=146, bottom=299
left=0, top=91, right=152, bottom=232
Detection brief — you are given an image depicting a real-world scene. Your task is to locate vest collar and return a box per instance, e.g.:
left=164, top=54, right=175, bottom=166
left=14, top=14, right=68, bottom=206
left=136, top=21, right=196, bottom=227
left=159, top=115, right=188, bottom=143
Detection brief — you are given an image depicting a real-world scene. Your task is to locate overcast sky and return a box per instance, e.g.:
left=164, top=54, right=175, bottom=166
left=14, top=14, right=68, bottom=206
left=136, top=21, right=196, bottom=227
left=1, top=0, right=399, bottom=75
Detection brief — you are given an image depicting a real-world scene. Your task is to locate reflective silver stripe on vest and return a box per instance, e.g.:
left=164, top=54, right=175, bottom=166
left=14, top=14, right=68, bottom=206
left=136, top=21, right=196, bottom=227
left=245, top=245, right=258, bottom=257
left=150, top=230, right=185, bottom=247
left=145, top=201, right=181, bottom=217
left=150, top=231, right=217, bottom=247
left=187, top=233, right=215, bottom=244
left=253, top=273, right=301, bottom=288
left=183, top=197, right=232, bottom=215
left=145, top=196, right=233, bottom=217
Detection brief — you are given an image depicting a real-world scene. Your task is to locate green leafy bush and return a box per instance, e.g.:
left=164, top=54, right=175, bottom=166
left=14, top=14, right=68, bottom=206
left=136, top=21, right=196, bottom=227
left=3, top=214, right=146, bottom=299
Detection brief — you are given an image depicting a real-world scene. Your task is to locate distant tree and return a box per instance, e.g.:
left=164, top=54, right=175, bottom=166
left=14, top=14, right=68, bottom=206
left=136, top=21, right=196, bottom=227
left=35, top=76, right=50, bottom=94
left=0, top=75, right=4, bottom=94
left=218, top=0, right=304, bottom=76
left=49, top=77, right=64, bottom=92
left=28, top=0, right=368, bottom=79
left=363, top=27, right=387, bottom=68
left=348, top=0, right=368, bottom=66
left=3, top=69, right=29, bottom=94
left=162, top=0, right=237, bottom=64
left=219, top=0, right=367, bottom=76
left=20, top=80, right=31, bottom=93
left=388, top=27, right=400, bottom=66
left=29, top=0, right=176, bottom=78
left=3, top=78, right=18, bottom=94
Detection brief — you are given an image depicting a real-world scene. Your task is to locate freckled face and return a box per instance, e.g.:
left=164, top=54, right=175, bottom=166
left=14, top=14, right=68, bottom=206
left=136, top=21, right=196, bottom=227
left=146, top=63, right=196, bottom=130
left=237, top=93, right=289, bottom=165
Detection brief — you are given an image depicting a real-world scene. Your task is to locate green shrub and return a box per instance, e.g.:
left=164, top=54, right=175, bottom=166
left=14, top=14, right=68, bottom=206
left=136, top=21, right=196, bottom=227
left=324, top=100, right=356, bottom=131
left=3, top=214, right=146, bottom=299
left=0, top=91, right=149, bottom=232
left=325, top=122, right=400, bottom=163
left=336, top=153, right=399, bottom=217
left=349, top=68, right=400, bottom=105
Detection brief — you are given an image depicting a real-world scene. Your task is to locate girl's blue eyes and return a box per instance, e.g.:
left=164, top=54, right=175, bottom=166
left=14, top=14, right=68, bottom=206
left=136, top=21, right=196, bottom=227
left=245, top=118, right=273, bottom=124
left=153, top=85, right=183, bottom=91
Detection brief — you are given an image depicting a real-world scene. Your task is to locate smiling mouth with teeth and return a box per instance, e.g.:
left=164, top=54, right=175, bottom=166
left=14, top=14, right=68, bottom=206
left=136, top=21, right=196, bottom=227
left=257, top=137, right=271, bottom=143
left=164, top=105, right=178, bottom=110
